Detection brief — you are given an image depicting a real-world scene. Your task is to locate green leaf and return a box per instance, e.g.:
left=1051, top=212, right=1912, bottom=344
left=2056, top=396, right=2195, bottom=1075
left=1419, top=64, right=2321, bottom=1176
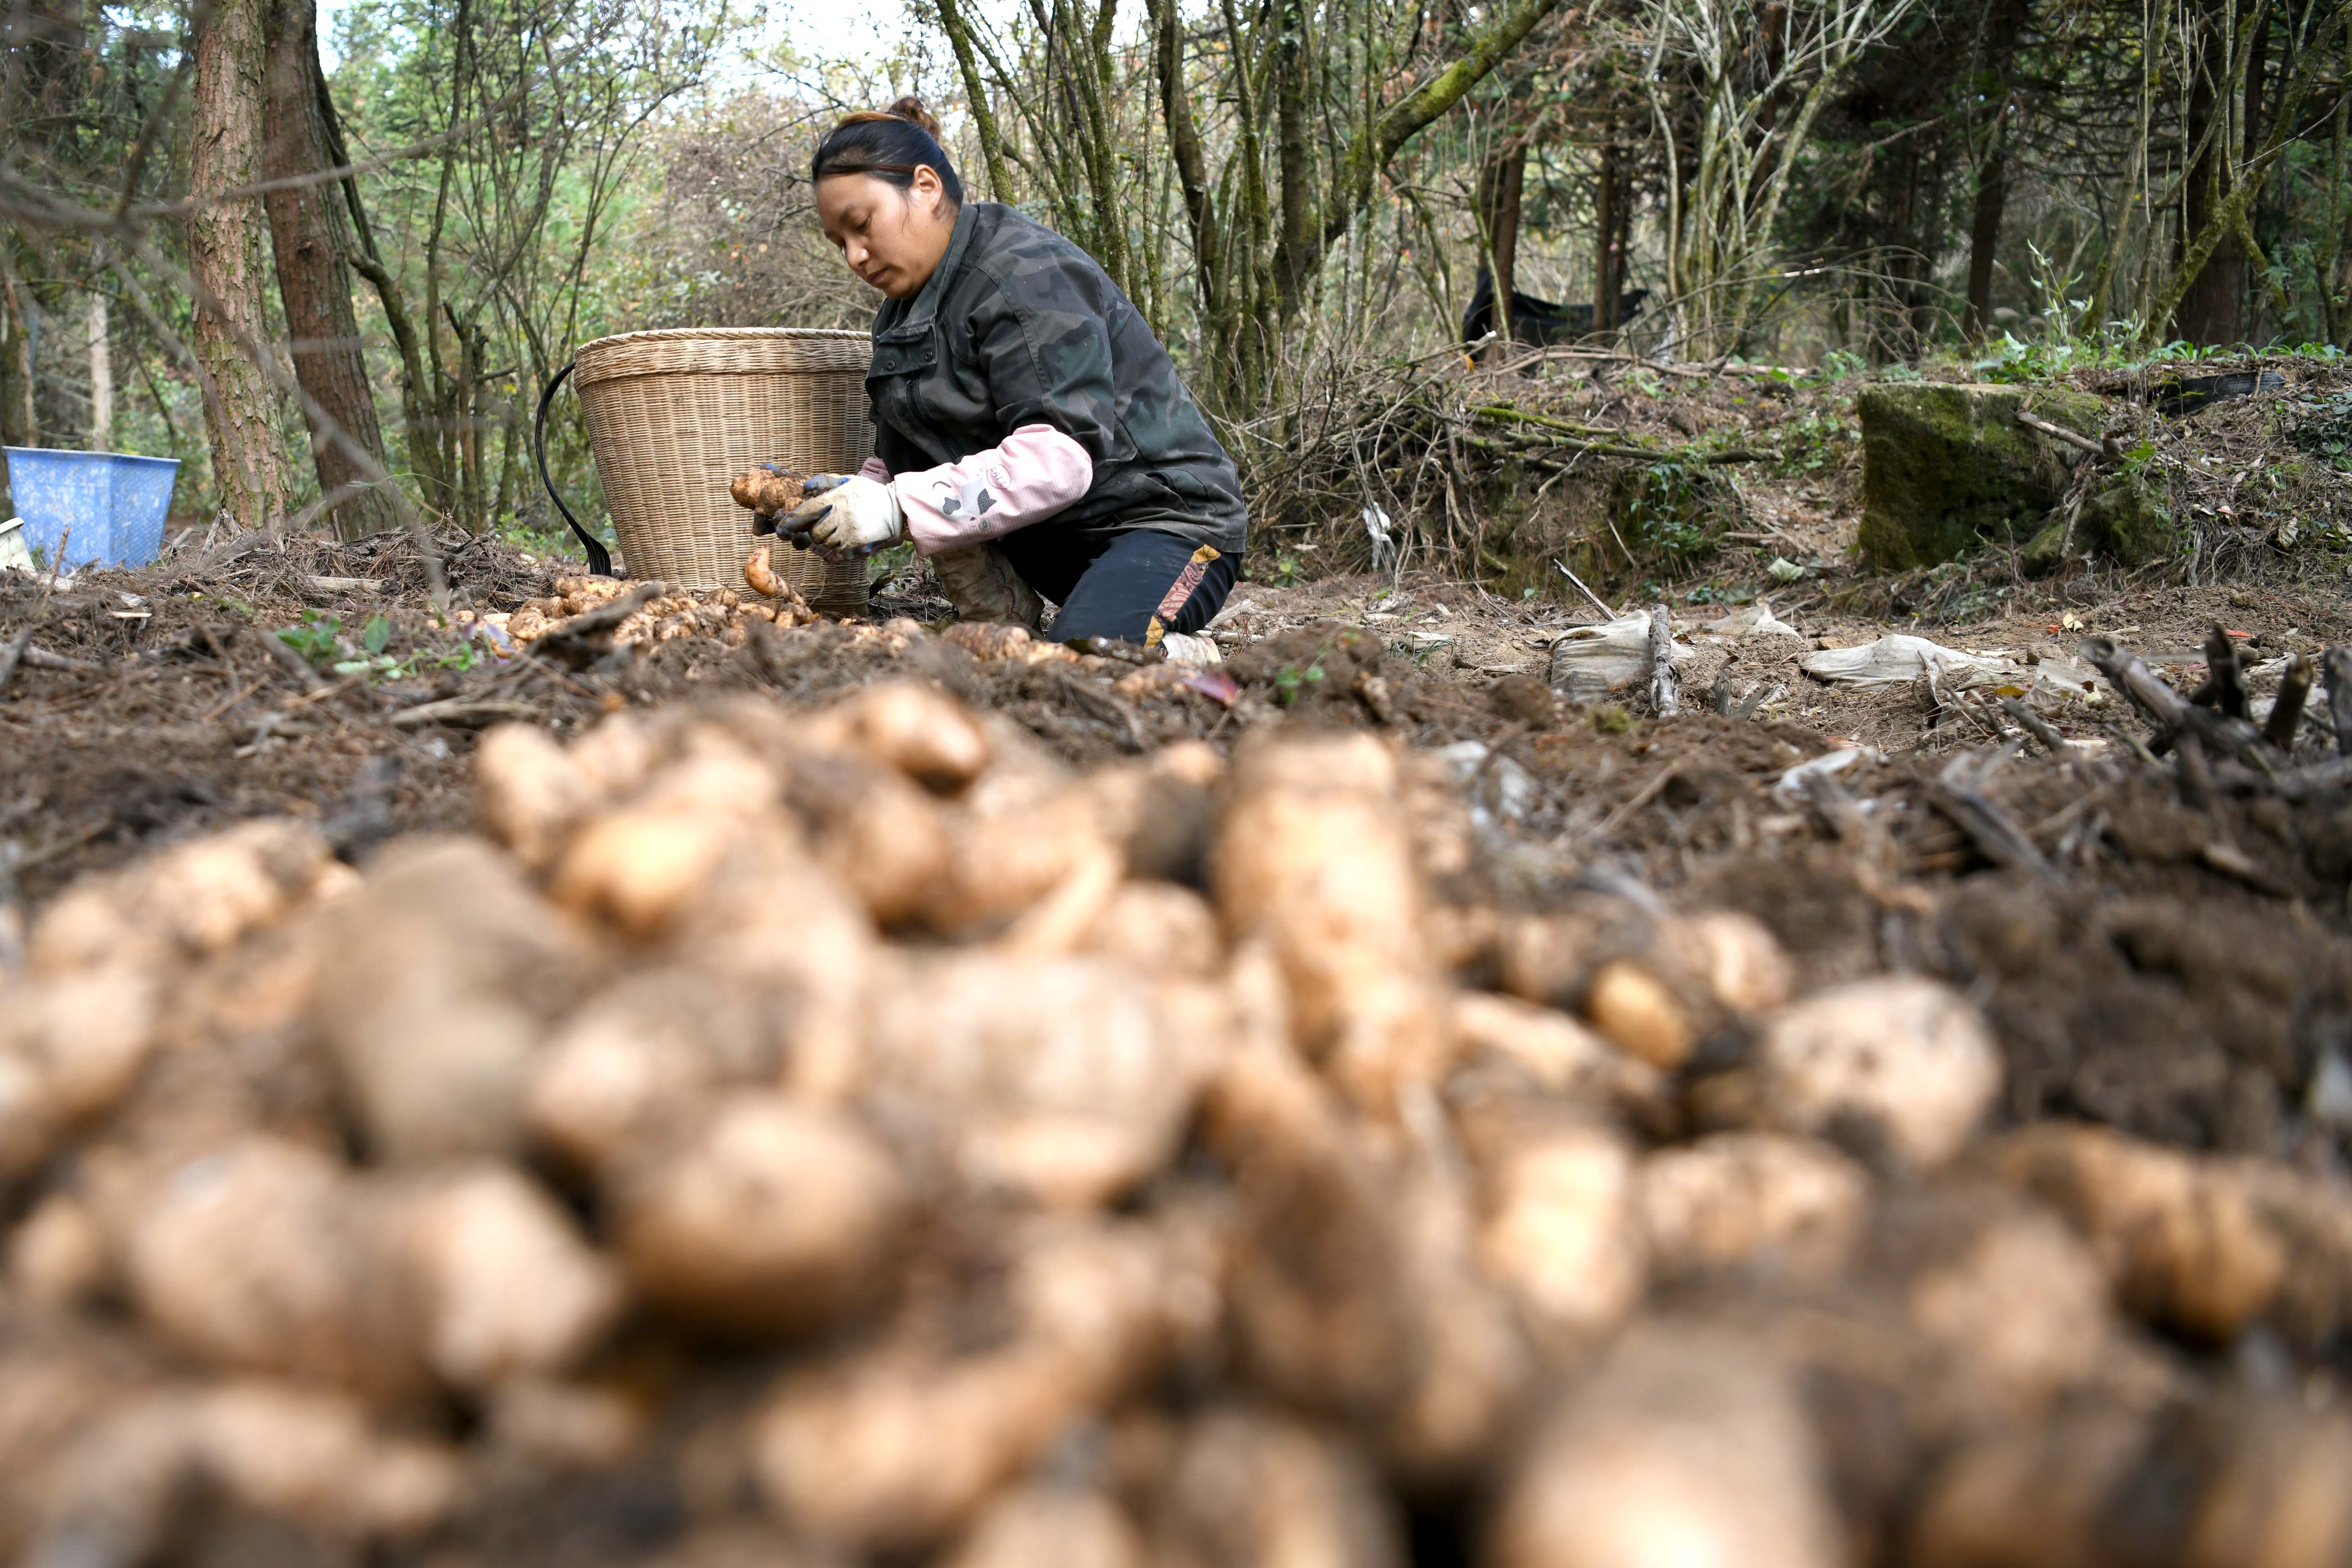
left=362, top=614, right=393, bottom=654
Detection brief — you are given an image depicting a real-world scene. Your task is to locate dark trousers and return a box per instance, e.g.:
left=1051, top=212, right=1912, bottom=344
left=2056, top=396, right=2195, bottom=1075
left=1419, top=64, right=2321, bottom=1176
left=997, top=526, right=1239, bottom=645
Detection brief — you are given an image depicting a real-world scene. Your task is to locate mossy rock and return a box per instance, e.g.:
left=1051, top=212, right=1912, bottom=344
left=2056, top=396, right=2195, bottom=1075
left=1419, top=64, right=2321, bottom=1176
left=2022, top=466, right=2177, bottom=577
left=1857, top=383, right=2107, bottom=569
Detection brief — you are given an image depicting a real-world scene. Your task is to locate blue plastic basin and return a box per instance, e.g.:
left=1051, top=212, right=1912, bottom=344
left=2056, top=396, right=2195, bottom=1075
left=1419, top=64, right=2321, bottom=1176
left=4, top=447, right=182, bottom=569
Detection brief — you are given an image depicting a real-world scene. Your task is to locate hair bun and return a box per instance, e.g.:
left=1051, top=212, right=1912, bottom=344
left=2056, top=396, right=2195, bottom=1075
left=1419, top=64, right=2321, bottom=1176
left=886, top=96, right=943, bottom=139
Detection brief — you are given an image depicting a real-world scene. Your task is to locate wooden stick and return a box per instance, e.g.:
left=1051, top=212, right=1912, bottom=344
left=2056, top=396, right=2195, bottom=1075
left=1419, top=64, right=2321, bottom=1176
left=2267, top=653, right=2314, bottom=750
left=1553, top=560, right=1615, bottom=619
left=2175, top=730, right=2215, bottom=809
left=1648, top=604, right=1679, bottom=717
left=1998, top=696, right=2074, bottom=758
left=386, top=698, right=544, bottom=729
left=23, top=645, right=103, bottom=674
left=2324, top=648, right=2352, bottom=758
left=2190, top=625, right=2247, bottom=718
left=2080, top=636, right=2273, bottom=769
left=2016, top=408, right=2106, bottom=457
left=0, top=623, right=40, bottom=694
left=1925, top=778, right=2061, bottom=882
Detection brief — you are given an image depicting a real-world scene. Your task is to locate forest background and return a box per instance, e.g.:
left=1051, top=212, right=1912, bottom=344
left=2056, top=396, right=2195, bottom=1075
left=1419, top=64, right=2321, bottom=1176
left=1, top=0, right=2347, bottom=568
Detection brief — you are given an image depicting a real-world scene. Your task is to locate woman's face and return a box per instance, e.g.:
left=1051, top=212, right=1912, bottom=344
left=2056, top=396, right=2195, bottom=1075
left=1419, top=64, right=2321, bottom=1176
left=817, top=166, right=956, bottom=299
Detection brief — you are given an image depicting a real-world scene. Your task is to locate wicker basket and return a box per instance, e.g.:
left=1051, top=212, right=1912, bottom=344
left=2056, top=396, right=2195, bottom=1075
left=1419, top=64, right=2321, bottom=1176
left=572, top=327, right=872, bottom=613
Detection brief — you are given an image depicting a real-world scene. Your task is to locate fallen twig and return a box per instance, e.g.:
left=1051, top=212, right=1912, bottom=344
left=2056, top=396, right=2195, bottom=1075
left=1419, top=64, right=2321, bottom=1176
left=1596, top=762, right=1682, bottom=839
left=1647, top=604, right=1679, bottom=717
left=263, top=632, right=327, bottom=690
left=2189, top=625, right=2247, bottom=719
left=2080, top=636, right=2273, bottom=771
left=0, top=623, right=41, bottom=694
left=1928, top=753, right=2059, bottom=882
left=23, top=645, right=103, bottom=675
left=2016, top=409, right=2107, bottom=457
left=386, top=698, right=544, bottom=730
left=1553, top=560, right=1616, bottom=620
left=2266, top=654, right=2314, bottom=750
left=1997, top=697, right=2075, bottom=758
left=2324, top=649, right=2352, bottom=759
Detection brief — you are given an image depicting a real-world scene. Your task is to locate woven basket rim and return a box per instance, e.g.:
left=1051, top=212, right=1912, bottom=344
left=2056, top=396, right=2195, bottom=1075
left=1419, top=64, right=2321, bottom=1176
left=576, top=327, right=872, bottom=390
left=579, top=327, right=870, bottom=348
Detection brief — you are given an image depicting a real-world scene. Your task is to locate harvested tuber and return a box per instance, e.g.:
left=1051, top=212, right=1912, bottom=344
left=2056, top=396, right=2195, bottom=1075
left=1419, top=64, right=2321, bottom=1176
left=122, top=1138, right=426, bottom=1398
left=1468, top=1112, right=1647, bottom=1356
left=1216, top=733, right=1446, bottom=1112
left=1077, top=882, right=1224, bottom=980
left=801, top=681, right=992, bottom=793
left=1583, top=959, right=1698, bottom=1070
left=1900, top=1206, right=2113, bottom=1419
left=612, top=1094, right=908, bottom=1339
left=1204, top=1024, right=1421, bottom=1416
left=1697, top=976, right=1999, bottom=1168
left=1487, top=1326, right=1843, bottom=1568
left=475, top=723, right=597, bottom=870
left=1990, top=1124, right=2287, bottom=1340
left=865, top=953, right=1208, bottom=1208
left=1379, top=1165, right=1536, bottom=1480
left=315, top=837, right=592, bottom=1162
left=751, top=1221, right=1173, bottom=1550
left=381, top=1164, right=623, bottom=1390
left=731, top=466, right=807, bottom=514
left=743, top=540, right=786, bottom=599
left=1907, top=1405, right=2155, bottom=1568
left=1148, top=1407, right=1406, bottom=1568
left=31, top=1380, right=462, bottom=1560
left=1637, top=1132, right=1866, bottom=1279
left=29, top=819, right=344, bottom=977
left=524, top=969, right=777, bottom=1176
left=8, top=1190, right=110, bottom=1310
left=943, top=1487, right=1146, bottom=1568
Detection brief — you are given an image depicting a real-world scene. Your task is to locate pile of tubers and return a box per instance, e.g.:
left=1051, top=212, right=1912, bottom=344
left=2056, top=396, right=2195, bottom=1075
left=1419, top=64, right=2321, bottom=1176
left=8, top=669, right=2352, bottom=1566
left=489, top=575, right=827, bottom=652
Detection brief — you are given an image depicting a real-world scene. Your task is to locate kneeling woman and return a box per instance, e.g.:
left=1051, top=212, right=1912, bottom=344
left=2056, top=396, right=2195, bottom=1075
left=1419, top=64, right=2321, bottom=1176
left=782, top=99, right=1245, bottom=649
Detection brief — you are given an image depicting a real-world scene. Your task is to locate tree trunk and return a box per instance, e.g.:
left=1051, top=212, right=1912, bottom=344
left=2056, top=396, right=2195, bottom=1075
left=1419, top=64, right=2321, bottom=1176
left=1964, top=139, right=2010, bottom=336
left=87, top=292, right=112, bottom=450
left=188, top=0, right=290, bottom=533
left=1964, top=0, right=2029, bottom=339
left=264, top=0, right=398, bottom=541
left=2176, top=0, right=2245, bottom=345
left=1274, top=0, right=1314, bottom=318
left=1485, top=141, right=1526, bottom=344
left=1, top=270, right=36, bottom=448
left=1594, top=142, right=1622, bottom=336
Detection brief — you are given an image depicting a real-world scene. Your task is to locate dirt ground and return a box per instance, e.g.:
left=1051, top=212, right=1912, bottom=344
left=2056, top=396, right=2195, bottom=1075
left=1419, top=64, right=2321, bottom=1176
left=6, top=502, right=2352, bottom=1172
left=11, top=479, right=2352, bottom=1565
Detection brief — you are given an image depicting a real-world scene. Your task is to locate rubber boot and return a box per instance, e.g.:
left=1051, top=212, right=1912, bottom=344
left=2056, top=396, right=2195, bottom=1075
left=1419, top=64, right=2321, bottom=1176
left=931, top=543, right=1045, bottom=632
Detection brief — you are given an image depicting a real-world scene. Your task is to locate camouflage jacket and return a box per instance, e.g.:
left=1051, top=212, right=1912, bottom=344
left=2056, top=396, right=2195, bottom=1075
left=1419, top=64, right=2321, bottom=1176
left=865, top=202, right=1247, bottom=555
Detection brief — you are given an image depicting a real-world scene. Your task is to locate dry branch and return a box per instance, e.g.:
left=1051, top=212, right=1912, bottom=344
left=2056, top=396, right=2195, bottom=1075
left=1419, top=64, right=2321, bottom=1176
left=1648, top=605, right=1680, bottom=717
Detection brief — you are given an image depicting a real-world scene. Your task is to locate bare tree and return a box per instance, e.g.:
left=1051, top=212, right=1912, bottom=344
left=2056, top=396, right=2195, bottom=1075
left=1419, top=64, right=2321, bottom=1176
left=265, top=0, right=400, bottom=539
left=1638, top=0, right=1922, bottom=356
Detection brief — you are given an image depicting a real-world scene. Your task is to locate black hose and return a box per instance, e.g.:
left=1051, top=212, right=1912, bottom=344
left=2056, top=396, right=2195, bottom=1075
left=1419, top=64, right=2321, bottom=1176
left=533, top=362, right=612, bottom=578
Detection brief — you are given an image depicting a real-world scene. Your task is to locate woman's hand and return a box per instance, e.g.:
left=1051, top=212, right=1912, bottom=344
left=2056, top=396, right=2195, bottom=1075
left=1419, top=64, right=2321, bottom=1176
left=783, top=475, right=904, bottom=556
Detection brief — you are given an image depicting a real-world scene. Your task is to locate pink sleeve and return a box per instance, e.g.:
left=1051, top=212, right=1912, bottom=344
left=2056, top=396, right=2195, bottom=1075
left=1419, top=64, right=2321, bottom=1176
left=892, top=424, right=1094, bottom=556
left=857, top=456, right=890, bottom=482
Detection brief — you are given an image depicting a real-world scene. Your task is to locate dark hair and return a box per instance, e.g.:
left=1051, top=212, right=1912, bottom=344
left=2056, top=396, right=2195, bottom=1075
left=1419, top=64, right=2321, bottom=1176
left=811, top=96, right=963, bottom=206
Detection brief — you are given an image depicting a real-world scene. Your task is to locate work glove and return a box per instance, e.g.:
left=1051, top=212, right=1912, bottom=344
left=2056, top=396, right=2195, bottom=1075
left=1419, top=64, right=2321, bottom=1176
left=783, top=474, right=902, bottom=557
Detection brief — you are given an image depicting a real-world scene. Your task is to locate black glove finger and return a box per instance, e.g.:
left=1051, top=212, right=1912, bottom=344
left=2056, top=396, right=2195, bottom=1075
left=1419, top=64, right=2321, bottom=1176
left=752, top=510, right=778, bottom=537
